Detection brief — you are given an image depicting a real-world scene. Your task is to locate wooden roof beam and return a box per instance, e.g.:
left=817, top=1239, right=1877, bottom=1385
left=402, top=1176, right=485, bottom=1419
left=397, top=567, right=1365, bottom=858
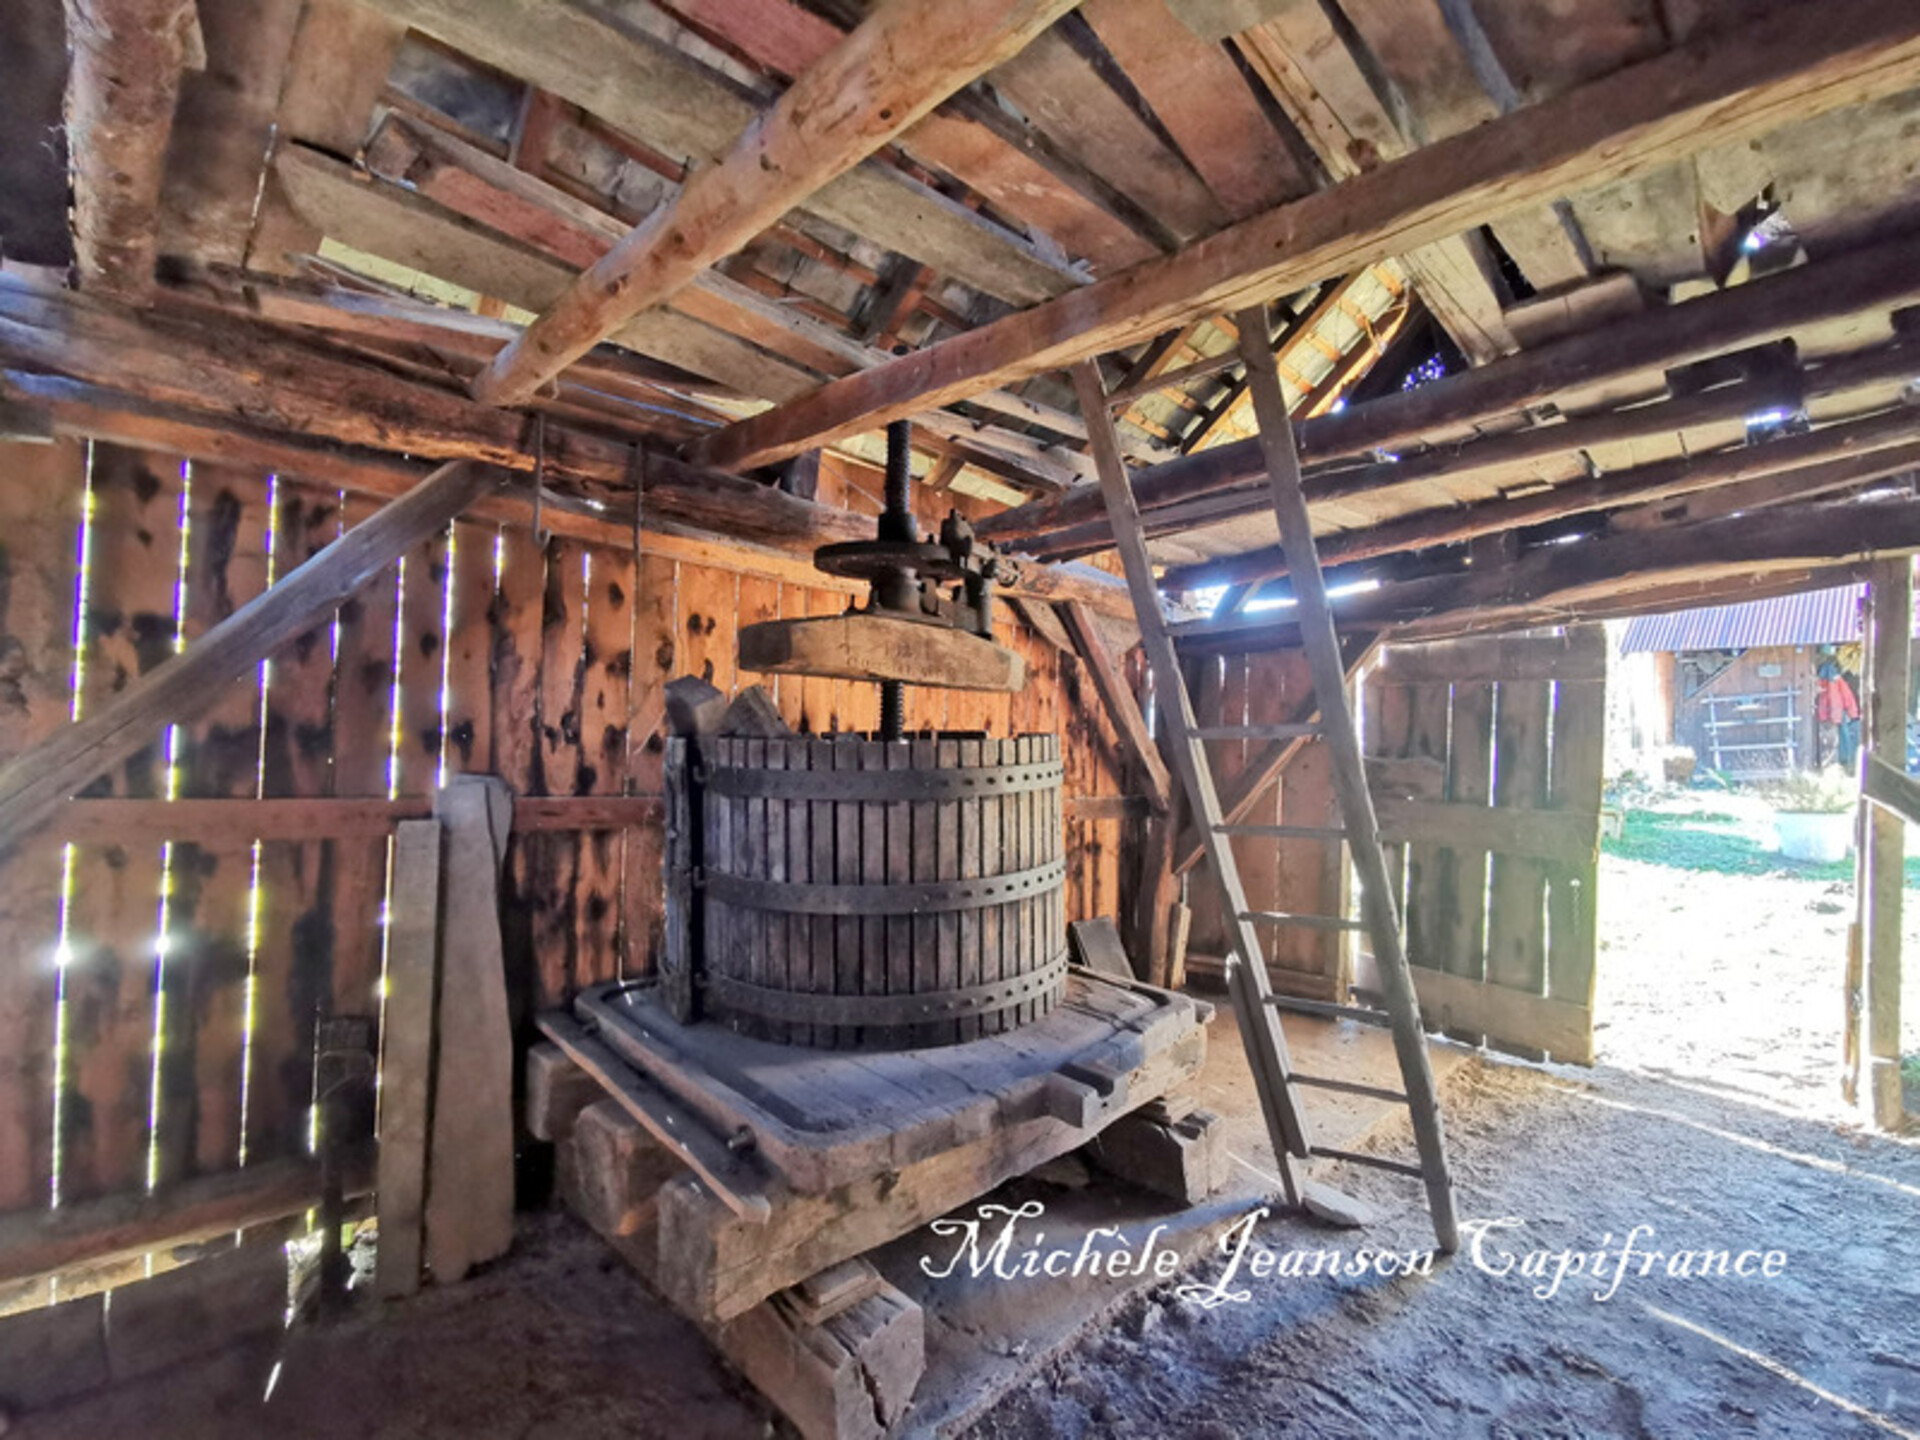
left=470, top=0, right=1081, bottom=406
left=693, top=0, right=1920, bottom=472
left=978, top=233, right=1920, bottom=548
left=63, top=0, right=205, bottom=298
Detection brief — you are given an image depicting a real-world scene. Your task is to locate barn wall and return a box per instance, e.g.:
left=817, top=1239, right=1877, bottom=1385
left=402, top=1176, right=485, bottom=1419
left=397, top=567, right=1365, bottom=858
left=0, top=440, right=1131, bottom=1253
left=1180, top=646, right=1346, bottom=999
left=1673, top=644, right=1821, bottom=777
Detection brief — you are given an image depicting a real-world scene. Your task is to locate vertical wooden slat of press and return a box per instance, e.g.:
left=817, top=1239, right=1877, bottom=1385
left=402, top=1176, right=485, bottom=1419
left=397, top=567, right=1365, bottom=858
left=1485, top=677, right=1553, bottom=1061
left=933, top=736, right=960, bottom=1044
left=621, top=551, right=676, bottom=977
left=443, top=520, right=498, bottom=782
left=957, top=736, right=984, bottom=1041
left=908, top=737, right=937, bottom=1045
left=987, top=739, right=1013, bottom=1034
left=831, top=740, right=860, bottom=1048
left=1017, top=734, right=1036, bottom=1026
left=1402, top=679, right=1452, bottom=981
left=776, top=739, right=806, bottom=1045
left=1443, top=677, right=1495, bottom=1046
left=882, top=740, right=911, bottom=1047
left=254, top=477, right=348, bottom=1165
left=533, top=540, right=587, bottom=1007
left=0, top=438, right=86, bottom=1213
left=487, top=527, right=544, bottom=1021
left=1546, top=631, right=1607, bottom=1063
left=62, top=446, right=181, bottom=1203
left=574, top=545, right=634, bottom=988
left=1048, top=733, right=1065, bottom=979
left=855, top=740, right=884, bottom=1047
left=1001, top=736, right=1022, bottom=1028
left=164, top=462, right=271, bottom=1187
left=762, top=739, right=789, bottom=1044
left=743, top=737, right=769, bottom=1028
left=807, top=738, right=836, bottom=1048
left=705, top=737, right=732, bottom=1028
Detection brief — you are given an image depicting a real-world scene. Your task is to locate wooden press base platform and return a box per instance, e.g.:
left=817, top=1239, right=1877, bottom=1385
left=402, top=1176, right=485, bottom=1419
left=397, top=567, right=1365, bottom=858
left=534, top=970, right=1212, bottom=1324
left=531, top=975, right=1216, bottom=1438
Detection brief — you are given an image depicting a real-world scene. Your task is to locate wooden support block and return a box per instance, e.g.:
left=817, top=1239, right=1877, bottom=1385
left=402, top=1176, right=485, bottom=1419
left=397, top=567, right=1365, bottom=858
left=426, top=778, right=517, bottom=1285
left=1166, top=901, right=1193, bottom=991
left=1069, top=917, right=1136, bottom=981
left=1086, top=1106, right=1229, bottom=1205
left=0, top=1295, right=108, bottom=1414
left=713, top=1281, right=924, bottom=1440
left=665, top=675, right=729, bottom=737
left=720, top=684, right=794, bottom=738
left=558, top=1098, right=687, bottom=1242
left=103, top=1240, right=288, bottom=1382
left=737, top=614, right=1025, bottom=692
left=525, top=1042, right=601, bottom=1143
left=375, top=819, right=442, bottom=1300
left=785, top=1258, right=885, bottom=1328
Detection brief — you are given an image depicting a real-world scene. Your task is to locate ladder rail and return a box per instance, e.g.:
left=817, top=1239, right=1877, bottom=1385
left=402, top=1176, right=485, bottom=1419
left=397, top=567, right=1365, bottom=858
left=1229, top=307, right=1459, bottom=1254
left=1069, top=360, right=1313, bottom=1206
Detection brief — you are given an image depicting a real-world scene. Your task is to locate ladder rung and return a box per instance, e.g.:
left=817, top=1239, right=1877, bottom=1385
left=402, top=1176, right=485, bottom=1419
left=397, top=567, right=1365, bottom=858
left=1308, top=1146, right=1427, bottom=1180
left=1239, top=910, right=1366, bottom=932
left=1287, top=1072, right=1409, bottom=1104
left=1191, top=723, right=1322, bottom=740
left=1265, top=995, right=1392, bottom=1028
left=1214, top=823, right=1348, bottom=841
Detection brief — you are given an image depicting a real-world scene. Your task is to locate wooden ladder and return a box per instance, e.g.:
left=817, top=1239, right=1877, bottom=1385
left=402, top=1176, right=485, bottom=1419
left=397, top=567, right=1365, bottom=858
left=1069, top=312, right=1459, bottom=1253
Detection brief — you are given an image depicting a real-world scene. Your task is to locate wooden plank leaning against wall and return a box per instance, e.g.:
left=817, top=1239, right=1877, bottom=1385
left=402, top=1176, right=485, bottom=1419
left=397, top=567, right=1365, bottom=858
left=0, top=441, right=1137, bottom=1246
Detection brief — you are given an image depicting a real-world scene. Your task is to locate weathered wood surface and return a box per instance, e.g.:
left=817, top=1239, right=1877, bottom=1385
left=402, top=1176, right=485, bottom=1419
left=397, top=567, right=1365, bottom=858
left=62, top=0, right=203, bottom=297
left=1362, top=629, right=1605, bottom=1064
left=474, top=0, right=1082, bottom=402
left=700, top=735, right=1065, bottom=1048
left=0, top=461, right=498, bottom=859
left=737, top=615, right=1027, bottom=693
left=374, top=820, right=442, bottom=1299
left=1860, top=559, right=1910, bottom=1126
left=353, top=0, right=1079, bottom=309
left=697, top=4, right=1920, bottom=468
left=425, top=778, right=516, bottom=1284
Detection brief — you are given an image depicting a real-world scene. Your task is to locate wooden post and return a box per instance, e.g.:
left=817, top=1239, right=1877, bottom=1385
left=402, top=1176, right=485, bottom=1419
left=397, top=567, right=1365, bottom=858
left=1860, top=557, right=1911, bottom=1127
left=62, top=0, right=204, bottom=297
left=0, top=460, right=499, bottom=859
left=376, top=819, right=443, bottom=1299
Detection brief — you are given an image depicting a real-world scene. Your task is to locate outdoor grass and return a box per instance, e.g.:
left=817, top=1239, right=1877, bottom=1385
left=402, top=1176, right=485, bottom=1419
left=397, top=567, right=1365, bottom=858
left=1602, top=804, right=1920, bottom=886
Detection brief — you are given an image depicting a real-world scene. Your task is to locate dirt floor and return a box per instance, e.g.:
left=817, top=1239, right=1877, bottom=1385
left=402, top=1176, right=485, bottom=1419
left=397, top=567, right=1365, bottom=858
left=970, top=788, right=1920, bottom=1438
left=17, top=790, right=1920, bottom=1439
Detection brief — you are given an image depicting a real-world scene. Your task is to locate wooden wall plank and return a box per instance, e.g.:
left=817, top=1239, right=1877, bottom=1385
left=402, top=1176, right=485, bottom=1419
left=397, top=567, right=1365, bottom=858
left=1400, top=681, right=1452, bottom=981
left=1545, top=630, right=1609, bottom=1041
left=489, top=528, right=546, bottom=1020
left=1439, top=679, right=1494, bottom=1045
left=444, top=521, right=497, bottom=780
left=531, top=540, right=588, bottom=1009
left=573, top=546, right=635, bottom=988
left=0, top=440, right=87, bottom=1214
left=1483, top=677, right=1553, bottom=1060
left=61, top=446, right=183, bottom=1203
left=166, top=462, right=271, bottom=1186
left=621, top=550, right=677, bottom=977
left=255, top=476, right=351, bottom=1168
